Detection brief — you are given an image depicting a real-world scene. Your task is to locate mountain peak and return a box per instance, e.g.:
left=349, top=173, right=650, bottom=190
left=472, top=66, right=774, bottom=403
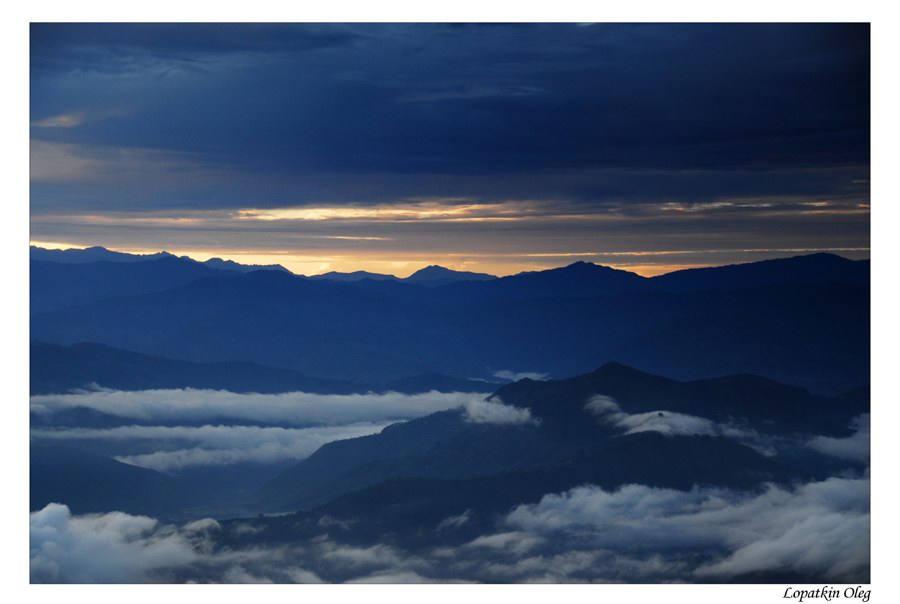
left=30, top=245, right=174, bottom=264
left=559, top=261, right=634, bottom=274
left=200, top=257, right=289, bottom=274
left=592, top=361, right=657, bottom=380
left=311, top=270, right=400, bottom=282
left=409, top=265, right=455, bottom=277
left=405, top=265, right=496, bottom=285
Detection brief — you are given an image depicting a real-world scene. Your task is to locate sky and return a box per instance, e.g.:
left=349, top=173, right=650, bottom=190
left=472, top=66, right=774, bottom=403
left=29, top=23, right=870, bottom=277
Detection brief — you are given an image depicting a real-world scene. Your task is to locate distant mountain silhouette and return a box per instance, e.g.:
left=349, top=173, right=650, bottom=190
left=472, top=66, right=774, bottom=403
left=31, top=245, right=288, bottom=274
left=312, top=265, right=496, bottom=286
left=650, top=253, right=869, bottom=291
left=199, top=257, right=289, bottom=273
left=404, top=265, right=497, bottom=286
left=262, top=363, right=866, bottom=511
left=30, top=245, right=175, bottom=264
left=31, top=342, right=497, bottom=400
left=31, top=256, right=224, bottom=314
left=405, top=260, right=647, bottom=303
left=30, top=252, right=870, bottom=392
left=310, top=270, right=401, bottom=282
left=32, top=247, right=868, bottom=295
left=309, top=262, right=642, bottom=291
left=31, top=270, right=444, bottom=382
left=30, top=341, right=359, bottom=396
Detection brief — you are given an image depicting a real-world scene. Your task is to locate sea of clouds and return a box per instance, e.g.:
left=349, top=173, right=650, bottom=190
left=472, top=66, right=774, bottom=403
left=29, top=389, right=868, bottom=583
left=31, top=472, right=869, bottom=583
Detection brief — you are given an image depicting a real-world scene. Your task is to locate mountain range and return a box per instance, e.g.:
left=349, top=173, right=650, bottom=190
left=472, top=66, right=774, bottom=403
left=311, top=264, right=497, bottom=286
left=30, top=245, right=289, bottom=272
left=30, top=248, right=869, bottom=393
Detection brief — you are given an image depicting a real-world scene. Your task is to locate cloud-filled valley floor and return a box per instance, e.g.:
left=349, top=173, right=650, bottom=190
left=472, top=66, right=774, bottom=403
left=31, top=472, right=870, bottom=583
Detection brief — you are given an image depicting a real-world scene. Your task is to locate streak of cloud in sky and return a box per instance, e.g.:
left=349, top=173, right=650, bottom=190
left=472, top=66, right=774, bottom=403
left=30, top=23, right=869, bottom=276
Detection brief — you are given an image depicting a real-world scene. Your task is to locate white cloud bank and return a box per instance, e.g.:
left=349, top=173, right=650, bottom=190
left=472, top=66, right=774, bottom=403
left=492, top=370, right=549, bottom=382
left=30, top=388, right=478, bottom=426
left=583, top=395, right=773, bottom=456
left=503, top=474, right=870, bottom=581
left=32, top=472, right=869, bottom=583
left=463, top=397, right=538, bottom=426
left=30, top=504, right=410, bottom=584
left=32, top=423, right=394, bottom=471
left=807, top=414, right=870, bottom=462
left=30, top=389, right=540, bottom=471
left=585, top=394, right=720, bottom=437
left=30, top=503, right=199, bottom=583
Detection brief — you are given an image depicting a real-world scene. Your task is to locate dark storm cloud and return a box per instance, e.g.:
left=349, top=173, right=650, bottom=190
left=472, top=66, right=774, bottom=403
left=30, top=23, right=869, bottom=210
left=30, top=23, right=362, bottom=74
left=29, top=23, right=870, bottom=272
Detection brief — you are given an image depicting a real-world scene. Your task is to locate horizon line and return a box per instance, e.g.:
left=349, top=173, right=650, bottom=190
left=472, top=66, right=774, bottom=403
left=29, top=242, right=871, bottom=280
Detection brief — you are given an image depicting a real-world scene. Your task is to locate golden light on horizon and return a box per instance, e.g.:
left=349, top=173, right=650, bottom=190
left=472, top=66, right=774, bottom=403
left=30, top=240, right=89, bottom=251
left=29, top=239, right=871, bottom=279
left=24, top=240, right=743, bottom=278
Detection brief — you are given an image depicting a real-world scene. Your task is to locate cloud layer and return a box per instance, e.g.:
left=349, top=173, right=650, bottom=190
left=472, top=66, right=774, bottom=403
left=585, top=395, right=720, bottom=437
left=32, top=423, right=394, bottom=471
left=31, top=388, right=477, bottom=426
left=30, top=503, right=199, bottom=583
left=462, top=397, right=538, bottom=426
left=32, top=472, right=869, bottom=583
left=807, top=414, right=870, bottom=462
left=584, top=394, right=765, bottom=442
left=31, top=388, right=493, bottom=472
left=503, top=475, right=870, bottom=581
